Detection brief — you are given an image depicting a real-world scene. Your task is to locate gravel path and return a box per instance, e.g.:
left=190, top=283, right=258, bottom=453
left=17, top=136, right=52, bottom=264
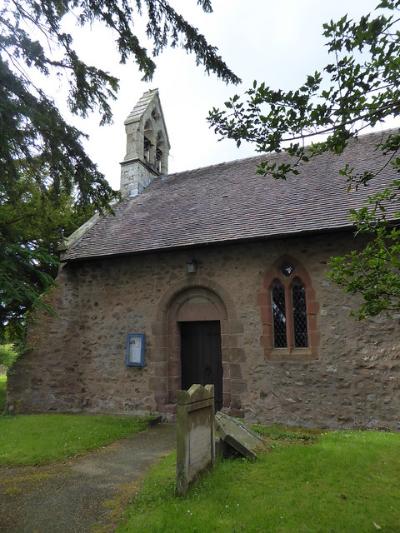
left=0, top=423, right=175, bottom=533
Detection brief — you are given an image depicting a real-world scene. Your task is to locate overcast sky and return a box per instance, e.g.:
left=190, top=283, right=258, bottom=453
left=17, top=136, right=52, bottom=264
left=58, top=0, right=385, bottom=190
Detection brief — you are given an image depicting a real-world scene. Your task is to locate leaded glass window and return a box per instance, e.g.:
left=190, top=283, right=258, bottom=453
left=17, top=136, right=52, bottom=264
left=272, top=280, right=287, bottom=348
left=292, top=277, right=308, bottom=347
left=264, top=260, right=316, bottom=357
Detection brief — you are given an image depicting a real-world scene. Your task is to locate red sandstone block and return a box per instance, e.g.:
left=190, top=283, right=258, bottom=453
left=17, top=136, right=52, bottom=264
left=222, top=379, right=231, bottom=393
left=229, top=408, right=244, bottom=418
left=168, top=360, right=180, bottom=377
left=227, top=320, right=244, bottom=334
left=221, top=334, right=239, bottom=349
left=230, top=395, right=242, bottom=409
left=307, top=301, right=319, bottom=314
left=222, top=362, right=231, bottom=377
left=151, top=348, right=168, bottom=362
left=149, top=377, right=167, bottom=392
left=257, top=292, right=267, bottom=305
left=229, top=364, right=242, bottom=379
left=231, top=380, right=247, bottom=395
left=152, top=362, right=169, bottom=377
left=229, top=348, right=246, bottom=362
left=223, top=393, right=231, bottom=408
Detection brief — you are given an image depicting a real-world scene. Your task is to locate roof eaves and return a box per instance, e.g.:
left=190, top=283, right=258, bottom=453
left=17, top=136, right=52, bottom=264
left=63, top=222, right=358, bottom=264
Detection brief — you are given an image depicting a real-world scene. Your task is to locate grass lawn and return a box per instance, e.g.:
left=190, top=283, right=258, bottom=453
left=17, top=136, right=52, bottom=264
left=0, top=374, right=6, bottom=412
left=0, top=375, right=151, bottom=466
left=118, top=426, right=400, bottom=533
left=0, top=413, right=151, bottom=466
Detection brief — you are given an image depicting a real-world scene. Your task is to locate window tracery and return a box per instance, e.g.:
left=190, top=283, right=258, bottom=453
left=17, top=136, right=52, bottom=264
left=260, top=257, right=319, bottom=359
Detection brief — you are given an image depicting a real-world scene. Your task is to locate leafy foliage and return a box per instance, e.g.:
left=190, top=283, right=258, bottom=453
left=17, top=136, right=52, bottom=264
left=0, top=167, right=95, bottom=340
left=0, top=344, right=18, bottom=369
left=0, top=0, right=239, bottom=339
left=329, top=181, right=400, bottom=318
left=209, top=0, right=400, bottom=317
left=0, top=375, right=6, bottom=411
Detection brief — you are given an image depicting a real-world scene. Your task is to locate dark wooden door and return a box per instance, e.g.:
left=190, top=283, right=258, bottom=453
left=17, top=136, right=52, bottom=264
left=180, top=321, right=223, bottom=410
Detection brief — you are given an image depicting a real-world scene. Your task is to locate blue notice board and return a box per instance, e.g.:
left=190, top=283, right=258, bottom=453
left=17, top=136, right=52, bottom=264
left=125, top=333, right=145, bottom=367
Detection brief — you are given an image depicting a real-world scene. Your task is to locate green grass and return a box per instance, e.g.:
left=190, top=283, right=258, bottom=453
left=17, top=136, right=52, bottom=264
left=0, top=412, right=151, bottom=466
left=253, top=423, right=322, bottom=443
left=0, top=374, right=6, bottom=412
left=118, top=428, right=400, bottom=533
left=0, top=373, right=151, bottom=466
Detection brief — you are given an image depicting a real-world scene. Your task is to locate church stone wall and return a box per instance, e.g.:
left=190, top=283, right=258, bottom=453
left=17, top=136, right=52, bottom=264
left=7, top=264, right=83, bottom=413
left=7, top=232, right=400, bottom=430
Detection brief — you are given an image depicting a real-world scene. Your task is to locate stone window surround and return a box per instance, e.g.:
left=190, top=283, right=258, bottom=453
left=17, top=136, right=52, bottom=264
left=258, top=256, right=319, bottom=361
left=152, top=277, right=246, bottom=417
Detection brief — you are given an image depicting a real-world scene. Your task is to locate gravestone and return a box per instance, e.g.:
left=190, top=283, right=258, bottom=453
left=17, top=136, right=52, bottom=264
left=215, top=411, right=265, bottom=460
left=176, top=384, right=215, bottom=495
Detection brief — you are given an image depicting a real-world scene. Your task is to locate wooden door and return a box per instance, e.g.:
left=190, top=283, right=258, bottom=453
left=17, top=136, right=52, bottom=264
left=180, top=321, right=223, bottom=410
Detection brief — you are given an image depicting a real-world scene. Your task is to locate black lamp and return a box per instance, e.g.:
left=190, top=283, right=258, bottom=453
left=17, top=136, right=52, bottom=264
left=186, top=259, right=197, bottom=273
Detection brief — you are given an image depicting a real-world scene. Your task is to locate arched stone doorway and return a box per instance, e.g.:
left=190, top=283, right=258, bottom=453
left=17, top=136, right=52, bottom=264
left=153, top=278, right=245, bottom=416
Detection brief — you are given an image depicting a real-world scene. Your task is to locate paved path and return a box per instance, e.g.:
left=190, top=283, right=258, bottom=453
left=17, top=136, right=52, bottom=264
left=0, top=423, right=175, bottom=533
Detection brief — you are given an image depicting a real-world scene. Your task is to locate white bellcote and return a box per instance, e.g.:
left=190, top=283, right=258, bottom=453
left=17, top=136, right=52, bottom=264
left=120, top=89, right=170, bottom=197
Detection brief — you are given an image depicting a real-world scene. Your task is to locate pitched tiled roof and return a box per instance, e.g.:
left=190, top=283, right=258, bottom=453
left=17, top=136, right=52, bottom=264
left=64, top=130, right=399, bottom=261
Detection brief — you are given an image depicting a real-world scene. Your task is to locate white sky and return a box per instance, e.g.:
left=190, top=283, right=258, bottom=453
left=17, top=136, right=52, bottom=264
left=56, top=0, right=385, bottom=190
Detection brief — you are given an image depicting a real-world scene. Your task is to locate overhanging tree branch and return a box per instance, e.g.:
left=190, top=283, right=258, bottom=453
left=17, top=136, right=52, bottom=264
left=208, top=0, right=400, bottom=318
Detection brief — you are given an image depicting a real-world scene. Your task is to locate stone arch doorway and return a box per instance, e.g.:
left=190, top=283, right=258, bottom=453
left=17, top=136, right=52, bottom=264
left=153, top=279, right=245, bottom=416
left=168, top=286, right=225, bottom=410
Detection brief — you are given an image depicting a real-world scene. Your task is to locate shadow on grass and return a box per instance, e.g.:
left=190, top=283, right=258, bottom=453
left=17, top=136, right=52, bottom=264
left=253, top=423, right=323, bottom=444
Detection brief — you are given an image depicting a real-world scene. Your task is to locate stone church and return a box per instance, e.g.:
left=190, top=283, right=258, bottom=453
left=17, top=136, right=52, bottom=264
left=8, top=89, right=400, bottom=429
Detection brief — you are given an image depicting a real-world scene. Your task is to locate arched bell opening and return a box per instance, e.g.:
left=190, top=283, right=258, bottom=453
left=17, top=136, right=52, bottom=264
left=155, top=131, right=166, bottom=174
left=143, top=118, right=155, bottom=166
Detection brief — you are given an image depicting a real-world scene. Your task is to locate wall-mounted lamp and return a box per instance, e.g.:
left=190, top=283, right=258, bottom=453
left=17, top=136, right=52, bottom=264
left=186, top=259, right=198, bottom=274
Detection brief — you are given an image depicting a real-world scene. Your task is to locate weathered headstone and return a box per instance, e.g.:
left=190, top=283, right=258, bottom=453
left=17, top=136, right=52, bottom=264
left=215, top=411, right=265, bottom=460
left=176, top=384, right=215, bottom=495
